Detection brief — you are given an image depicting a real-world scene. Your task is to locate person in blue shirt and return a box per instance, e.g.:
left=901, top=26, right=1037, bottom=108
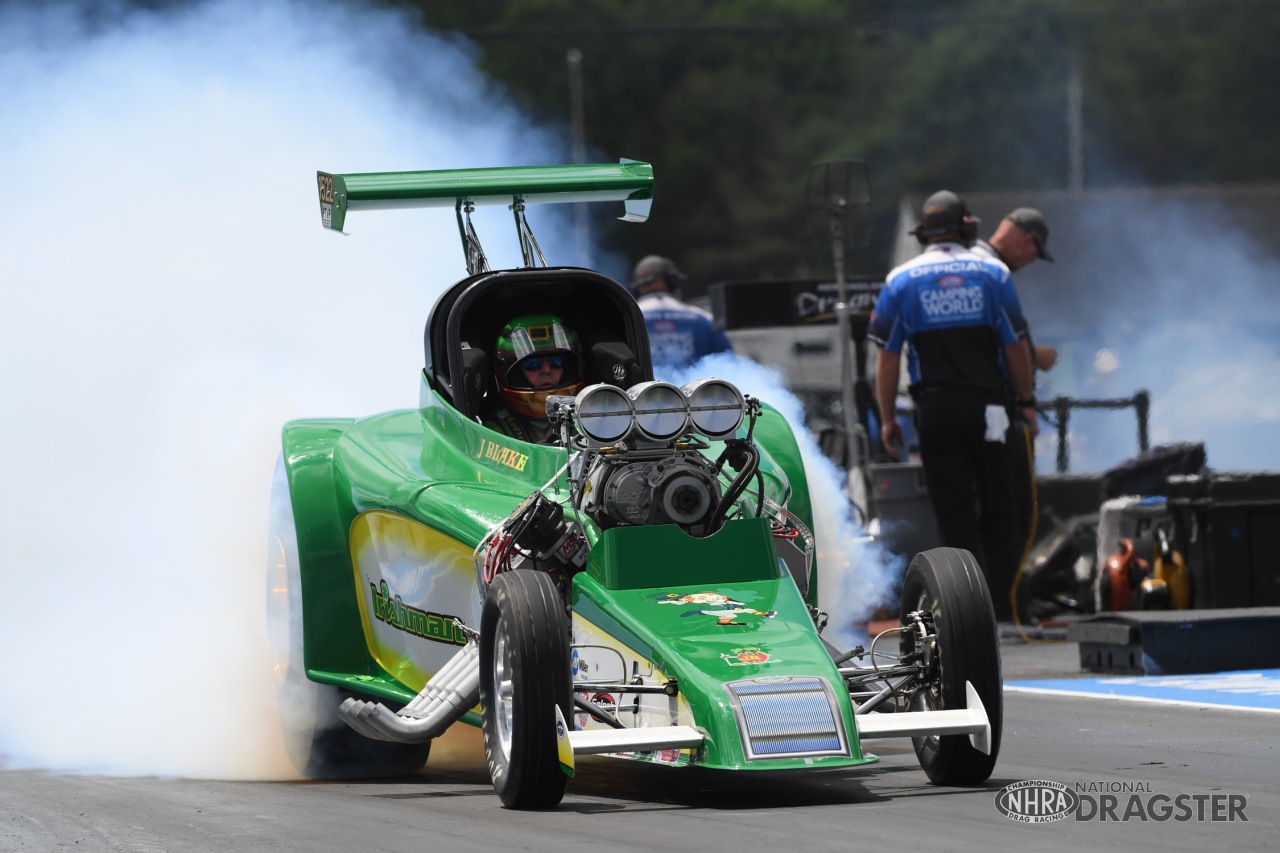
left=630, top=255, right=733, bottom=370
left=868, top=190, right=1038, bottom=621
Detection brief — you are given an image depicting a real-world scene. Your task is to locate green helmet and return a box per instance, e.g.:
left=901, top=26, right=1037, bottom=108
left=493, top=314, right=584, bottom=418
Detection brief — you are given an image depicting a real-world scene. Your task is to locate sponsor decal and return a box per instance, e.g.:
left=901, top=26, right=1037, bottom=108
left=722, top=646, right=776, bottom=666
left=554, top=705, right=575, bottom=777
left=475, top=437, right=530, bottom=472
left=655, top=591, right=776, bottom=626
left=654, top=748, right=681, bottom=764
left=317, top=173, right=334, bottom=228
left=369, top=579, right=468, bottom=646
left=920, top=284, right=983, bottom=318
left=574, top=691, right=619, bottom=730
left=612, top=363, right=626, bottom=381
left=794, top=283, right=879, bottom=321
left=995, top=780, right=1249, bottom=823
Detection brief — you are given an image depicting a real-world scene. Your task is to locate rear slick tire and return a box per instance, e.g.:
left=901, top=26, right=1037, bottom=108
left=480, top=570, right=573, bottom=810
left=268, top=455, right=430, bottom=779
left=899, top=547, right=1003, bottom=786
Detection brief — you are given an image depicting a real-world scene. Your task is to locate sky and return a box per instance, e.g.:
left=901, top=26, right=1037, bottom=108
left=0, top=0, right=894, bottom=779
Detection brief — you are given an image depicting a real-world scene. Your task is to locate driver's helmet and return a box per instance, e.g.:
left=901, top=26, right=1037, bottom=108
left=493, top=314, right=585, bottom=419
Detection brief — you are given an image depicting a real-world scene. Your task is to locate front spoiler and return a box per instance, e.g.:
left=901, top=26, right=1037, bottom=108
left=853, top=680, right=992, bottom=754
left=568, top=726, right=706, bottom=755
left=567, top=680, right=992, bottom=760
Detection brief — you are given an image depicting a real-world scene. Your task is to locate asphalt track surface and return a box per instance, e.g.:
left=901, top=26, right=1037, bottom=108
left=2, top=640, right=1276, bottom=852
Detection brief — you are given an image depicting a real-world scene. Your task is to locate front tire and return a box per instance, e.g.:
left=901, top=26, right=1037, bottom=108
left=899, top=548, right=1003, bottom=785
left=268, top=455, right=430, bottom=778
left=480, top=571, right=573, bottom=809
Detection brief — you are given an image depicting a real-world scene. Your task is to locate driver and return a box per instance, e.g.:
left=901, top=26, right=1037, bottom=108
left=487, top=314, right=585, bottom=444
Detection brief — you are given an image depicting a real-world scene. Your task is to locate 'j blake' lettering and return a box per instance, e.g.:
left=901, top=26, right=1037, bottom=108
left=476, top=438, right=530, bottom=472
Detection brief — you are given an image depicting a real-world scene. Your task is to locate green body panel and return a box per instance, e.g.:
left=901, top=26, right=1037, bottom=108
left=750, top=403, right=818, bottom=606
left=282, top=378, right=862, bottom=768
left=318, top=160, right=654, bottom=232
left=281, top=418, right=371, bottom=680
left=571, top=572, right=871, bottom=770
left=586, top=518, right=783, bottom=589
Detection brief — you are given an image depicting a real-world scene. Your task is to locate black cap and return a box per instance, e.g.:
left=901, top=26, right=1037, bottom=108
left=631, top=254, right=686, bottom=293
left=918, top=190, right=968, bottom=233
left=1005, top=207, right=1054, bottom=262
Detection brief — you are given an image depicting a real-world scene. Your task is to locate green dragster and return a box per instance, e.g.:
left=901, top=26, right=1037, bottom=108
left=269, top=161, right=1003, bottom=809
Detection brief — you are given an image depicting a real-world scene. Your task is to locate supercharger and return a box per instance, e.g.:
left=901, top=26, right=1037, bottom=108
left=579, top=447, right=722, bottom=530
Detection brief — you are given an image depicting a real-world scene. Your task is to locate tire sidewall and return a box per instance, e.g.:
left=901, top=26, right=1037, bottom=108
left=899, top=547, right=1003, bottom=785
left=480, top=571, right=572, bottom=809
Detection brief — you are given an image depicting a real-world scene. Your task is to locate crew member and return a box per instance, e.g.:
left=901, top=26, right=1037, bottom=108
left=972, top=207, right=1058, bottom=371
left=631, top=255, right=732, bottom=370
left=869, top=190, right=1038, bottom=621
left=973, top=207, right=1058, bottom=593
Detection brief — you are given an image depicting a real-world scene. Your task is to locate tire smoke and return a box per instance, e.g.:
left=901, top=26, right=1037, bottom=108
left=0, top=0, right=563, bottom=779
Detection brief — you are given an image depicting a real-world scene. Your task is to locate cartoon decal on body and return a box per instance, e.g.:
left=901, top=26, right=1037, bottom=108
left=721, top=647, right=776, bottom=666
left=654, top=591, right=777, bottom=626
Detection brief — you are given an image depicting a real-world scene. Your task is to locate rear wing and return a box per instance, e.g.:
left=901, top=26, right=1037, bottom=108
left=316, top=159, right=653, bottom=273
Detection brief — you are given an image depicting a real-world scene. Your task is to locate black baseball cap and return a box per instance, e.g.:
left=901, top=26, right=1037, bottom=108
left=919, top=190, right=968, bottom=231
left=1006, top=207, right=1054, bottom=262
left=631, top=255, right=686, bottom=292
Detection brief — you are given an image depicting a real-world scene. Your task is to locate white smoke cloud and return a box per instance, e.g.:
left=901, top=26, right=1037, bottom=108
left=1021, top=193, right=1280, bottom=474
left=0, top=0, right=568, bottom=779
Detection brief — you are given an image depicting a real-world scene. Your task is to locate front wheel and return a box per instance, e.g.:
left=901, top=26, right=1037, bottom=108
left=899, top=547, right=1003, bottom=785
left=480, top=570, right=573, bottom=809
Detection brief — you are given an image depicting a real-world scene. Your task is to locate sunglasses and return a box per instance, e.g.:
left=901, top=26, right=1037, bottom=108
left=521, top=356, right=566, bottom=372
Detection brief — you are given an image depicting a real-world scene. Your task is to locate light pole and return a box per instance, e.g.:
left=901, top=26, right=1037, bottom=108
left=806, top=159, right=873, bottom=514
left=567, top=48, right=590, bottom=266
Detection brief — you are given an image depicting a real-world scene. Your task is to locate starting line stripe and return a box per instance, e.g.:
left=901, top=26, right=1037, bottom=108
left=1005, top=669, right=1280, bottom=714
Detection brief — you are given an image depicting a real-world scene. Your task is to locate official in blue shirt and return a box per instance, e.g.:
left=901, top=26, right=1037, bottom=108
left=631, top=255, right=733, bottom=370
left=868, top=190, right=1038, bottom=621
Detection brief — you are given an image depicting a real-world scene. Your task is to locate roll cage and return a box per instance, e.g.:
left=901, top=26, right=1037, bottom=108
left=423, top=267, right=655, bottom=421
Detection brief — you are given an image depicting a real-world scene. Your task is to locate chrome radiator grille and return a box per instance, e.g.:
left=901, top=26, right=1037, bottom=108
left=726, top=676, right=850, bottom=760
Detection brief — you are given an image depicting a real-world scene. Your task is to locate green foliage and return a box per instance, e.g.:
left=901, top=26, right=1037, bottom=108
left=383, top=0, right=1280, bottom=291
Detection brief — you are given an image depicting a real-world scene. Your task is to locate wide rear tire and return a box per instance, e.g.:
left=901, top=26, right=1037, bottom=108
left=480, top=570, right=573, bottom=809
left=268, top=455, right=430, bottom=778
left=899, top=547, right=1003, bottom=785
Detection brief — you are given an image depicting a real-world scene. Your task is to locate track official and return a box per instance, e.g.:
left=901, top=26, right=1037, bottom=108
left=869, top=190, right=1038, bottom=621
